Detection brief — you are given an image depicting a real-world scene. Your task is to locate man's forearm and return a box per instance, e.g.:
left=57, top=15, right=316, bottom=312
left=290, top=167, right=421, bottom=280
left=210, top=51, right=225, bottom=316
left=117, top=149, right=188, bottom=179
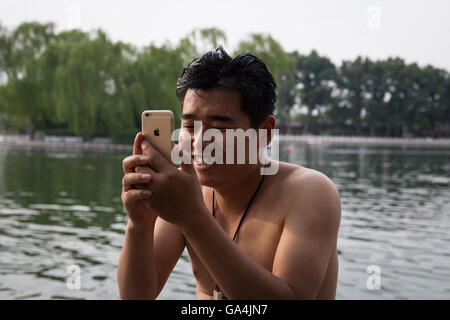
left=181, top=208, right=294, bottom=299
left=117, top=220, right=158, bottom=299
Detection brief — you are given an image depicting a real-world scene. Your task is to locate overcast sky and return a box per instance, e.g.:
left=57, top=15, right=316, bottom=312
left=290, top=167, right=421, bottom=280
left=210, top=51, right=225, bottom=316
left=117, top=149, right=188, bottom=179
left=1, top=0, right=449, bottom=70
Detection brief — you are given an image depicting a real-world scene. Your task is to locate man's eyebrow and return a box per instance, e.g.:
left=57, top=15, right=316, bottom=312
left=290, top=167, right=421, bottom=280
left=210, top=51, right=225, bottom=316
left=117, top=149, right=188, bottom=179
left=181, top=113, right=235, bottom=123
left=206, top=114, right=235, bottom=123
left=181, top=113, right=196, bottom=120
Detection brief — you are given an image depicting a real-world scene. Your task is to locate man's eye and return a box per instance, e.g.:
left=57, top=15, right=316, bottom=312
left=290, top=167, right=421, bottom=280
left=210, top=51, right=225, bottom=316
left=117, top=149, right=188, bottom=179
left=183, top=125, right=194, bottom=129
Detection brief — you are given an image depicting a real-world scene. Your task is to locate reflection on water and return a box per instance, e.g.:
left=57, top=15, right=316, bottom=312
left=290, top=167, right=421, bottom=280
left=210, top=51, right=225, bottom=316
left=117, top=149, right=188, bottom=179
left=0, top=142, right=449, bottom=299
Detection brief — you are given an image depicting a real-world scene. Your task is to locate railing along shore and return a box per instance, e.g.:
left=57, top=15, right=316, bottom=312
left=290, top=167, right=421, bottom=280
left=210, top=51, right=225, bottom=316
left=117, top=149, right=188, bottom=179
left=1, top=134, right=450, bottom=152
left=279, top=135, right=450, bottom=147
left=0, top=135, right=131, bottom=152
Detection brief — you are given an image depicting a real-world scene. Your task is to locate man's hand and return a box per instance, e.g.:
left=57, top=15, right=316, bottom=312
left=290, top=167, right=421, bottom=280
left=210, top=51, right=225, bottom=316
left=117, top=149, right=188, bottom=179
left=121, top=133, right=158, bottom=231
left=139, top=135, right=207, bottom=230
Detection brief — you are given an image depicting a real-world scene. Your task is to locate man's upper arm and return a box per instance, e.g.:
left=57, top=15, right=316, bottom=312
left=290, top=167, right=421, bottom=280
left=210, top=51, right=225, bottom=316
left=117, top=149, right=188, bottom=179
left=154, top=216, right=186, bottom=297
left=272, top=171, right=341, bottom=299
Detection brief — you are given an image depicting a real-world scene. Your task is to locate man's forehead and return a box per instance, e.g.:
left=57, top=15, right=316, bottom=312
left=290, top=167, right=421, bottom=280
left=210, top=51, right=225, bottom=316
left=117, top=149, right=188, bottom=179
left=182, top=88, right=242, bottom=116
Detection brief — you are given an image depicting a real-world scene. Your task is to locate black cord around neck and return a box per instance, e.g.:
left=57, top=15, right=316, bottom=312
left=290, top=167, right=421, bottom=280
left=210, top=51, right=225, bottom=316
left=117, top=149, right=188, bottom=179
left=212, top=174, right=265, bottom=243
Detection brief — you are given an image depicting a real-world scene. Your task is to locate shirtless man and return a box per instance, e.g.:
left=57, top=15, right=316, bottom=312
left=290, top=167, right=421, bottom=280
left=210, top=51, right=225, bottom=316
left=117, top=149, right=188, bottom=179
left=117, top=47, right=341, bottom=300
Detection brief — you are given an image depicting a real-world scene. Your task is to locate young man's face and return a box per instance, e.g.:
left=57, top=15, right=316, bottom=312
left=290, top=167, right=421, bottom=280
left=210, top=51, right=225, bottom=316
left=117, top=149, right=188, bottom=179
left=180, top=87, right=263, bottom=187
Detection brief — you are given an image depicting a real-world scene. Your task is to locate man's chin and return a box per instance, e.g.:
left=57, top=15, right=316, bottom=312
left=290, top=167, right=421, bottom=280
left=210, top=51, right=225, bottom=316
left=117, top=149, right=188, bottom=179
left=194, top=163, right=222, bottom=187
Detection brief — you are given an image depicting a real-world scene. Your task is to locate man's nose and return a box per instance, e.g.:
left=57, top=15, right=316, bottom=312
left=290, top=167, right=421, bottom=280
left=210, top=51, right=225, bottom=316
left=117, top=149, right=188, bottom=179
left=192, top=126, right=216, bottom=154
left=192, top=127, right=205, bottom=154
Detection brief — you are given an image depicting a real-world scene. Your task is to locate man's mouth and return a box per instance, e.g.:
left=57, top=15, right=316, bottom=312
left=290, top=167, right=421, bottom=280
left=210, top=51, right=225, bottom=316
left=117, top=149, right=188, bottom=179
left=193, top=162, right=216, bottom=170
left=192, top=154, right=216, bottom=171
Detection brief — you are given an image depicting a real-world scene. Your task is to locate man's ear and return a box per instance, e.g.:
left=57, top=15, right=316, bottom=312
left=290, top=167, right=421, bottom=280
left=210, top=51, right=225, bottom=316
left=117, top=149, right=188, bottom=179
left=258, top=114, right=276, bottom=146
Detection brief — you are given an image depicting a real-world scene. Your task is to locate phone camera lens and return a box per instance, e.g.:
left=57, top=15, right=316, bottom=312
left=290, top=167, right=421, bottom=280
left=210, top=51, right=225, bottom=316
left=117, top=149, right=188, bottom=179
left=145, top=113, right=149, bottom=117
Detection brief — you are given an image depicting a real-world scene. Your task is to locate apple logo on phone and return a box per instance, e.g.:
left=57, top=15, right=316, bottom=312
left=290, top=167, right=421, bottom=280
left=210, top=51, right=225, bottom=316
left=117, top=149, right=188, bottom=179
left=153, top=128, right=160, bottom=136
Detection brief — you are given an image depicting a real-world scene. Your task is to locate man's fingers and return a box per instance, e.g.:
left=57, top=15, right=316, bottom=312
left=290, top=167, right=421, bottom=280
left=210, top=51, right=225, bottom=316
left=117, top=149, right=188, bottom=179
left=134, top=164, right=156, bottom=174
left=133, top=132, right=145, bottom=155
left=141, top=140, right=169, bottom=172
left=123, top=189, right=152, bottom=204
left=122, top=155, right=151, bottom=174
left=122, top=172, right=152, bottom=192
left=179, top=144, right=198, bottom=179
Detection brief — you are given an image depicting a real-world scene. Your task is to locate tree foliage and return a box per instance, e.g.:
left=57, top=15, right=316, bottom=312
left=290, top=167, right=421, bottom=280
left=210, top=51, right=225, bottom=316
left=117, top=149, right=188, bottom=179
left=0, top=21, right=449, bottom=140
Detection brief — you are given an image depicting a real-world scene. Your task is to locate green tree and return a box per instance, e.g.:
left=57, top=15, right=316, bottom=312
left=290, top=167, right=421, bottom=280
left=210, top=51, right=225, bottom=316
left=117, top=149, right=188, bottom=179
left=336, top=57, right=371, bottom=135
left=0, top=23, right=13, bottom=79
left=127, top=43, right=185, bottom=130
left=381, top=58, right=409, bottom=136
left=235, top=34, right=295, bottom=130
left=177, top=27, right=228, bottom=65
left=0, top=22, right=56, bottom=137
left=9, top=22, right=55, bottom=81
left=411, top=65, right=449, bottom=136
left=294, top=50, right=337, bottom=134
left=53, top=30, right=132, bottom=140
left=362, top=59, right=388, bottom=136
left=0, top=23, right=11, bottom=132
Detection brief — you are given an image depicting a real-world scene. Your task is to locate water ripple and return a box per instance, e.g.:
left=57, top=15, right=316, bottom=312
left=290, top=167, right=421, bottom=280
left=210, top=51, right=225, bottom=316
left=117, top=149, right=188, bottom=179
left=1, top=144, right=449, bottom=299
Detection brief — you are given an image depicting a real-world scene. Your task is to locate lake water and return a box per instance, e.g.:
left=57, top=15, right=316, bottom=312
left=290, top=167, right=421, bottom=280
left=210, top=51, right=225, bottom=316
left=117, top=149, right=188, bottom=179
left=0, top=140, right=449, bottom=299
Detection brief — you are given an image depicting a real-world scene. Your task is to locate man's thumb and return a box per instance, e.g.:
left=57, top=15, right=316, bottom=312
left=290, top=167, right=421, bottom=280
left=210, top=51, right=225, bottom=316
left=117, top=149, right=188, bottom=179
left=176, top=143, right=197, bottom=177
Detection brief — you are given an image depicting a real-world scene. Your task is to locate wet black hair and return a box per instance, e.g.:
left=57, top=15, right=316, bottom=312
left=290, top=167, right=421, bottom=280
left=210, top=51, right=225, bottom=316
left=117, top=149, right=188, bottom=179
left=176, top=46, right=277, bottom=128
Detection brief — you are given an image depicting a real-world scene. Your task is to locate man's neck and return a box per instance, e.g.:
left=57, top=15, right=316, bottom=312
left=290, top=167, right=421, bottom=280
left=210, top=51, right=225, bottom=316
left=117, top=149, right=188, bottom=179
left=213, top=165, right=264, bottom=218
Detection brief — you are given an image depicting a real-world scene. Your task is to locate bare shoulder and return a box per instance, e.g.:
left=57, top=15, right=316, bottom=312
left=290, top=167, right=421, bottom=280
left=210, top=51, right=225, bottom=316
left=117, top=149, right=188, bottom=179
left=276, top=162, right=339, bottom=195
left=276, top=162, right=341, bottom=226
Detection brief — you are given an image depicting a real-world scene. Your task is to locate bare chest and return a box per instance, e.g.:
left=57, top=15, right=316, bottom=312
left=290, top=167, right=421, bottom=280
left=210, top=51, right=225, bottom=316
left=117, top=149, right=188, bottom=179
left=185, top=202, right=285, bottom=297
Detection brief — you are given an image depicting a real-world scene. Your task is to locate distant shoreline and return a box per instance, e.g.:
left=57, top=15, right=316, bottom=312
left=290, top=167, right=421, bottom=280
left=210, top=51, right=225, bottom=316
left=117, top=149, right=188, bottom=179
left=0, top=135, right=131, bottom=152
left=1, top=134, right=450, bottom=152
left=279, top=135, right=450, bottom=147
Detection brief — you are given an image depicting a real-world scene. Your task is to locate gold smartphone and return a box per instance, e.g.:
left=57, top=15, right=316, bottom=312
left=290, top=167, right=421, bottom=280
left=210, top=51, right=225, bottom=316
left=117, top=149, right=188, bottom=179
left=141, top=110, right=174, bottom=163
